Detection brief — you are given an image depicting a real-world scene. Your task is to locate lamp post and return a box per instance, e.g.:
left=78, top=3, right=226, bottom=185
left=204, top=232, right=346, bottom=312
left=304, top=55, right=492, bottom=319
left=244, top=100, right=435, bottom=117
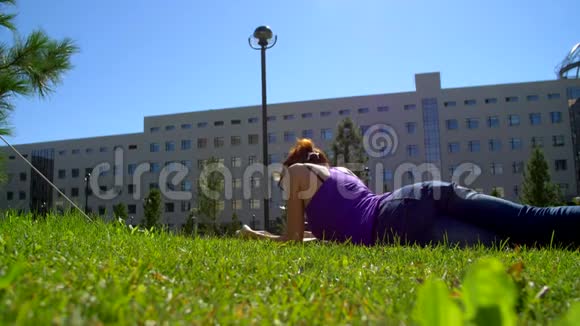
left=249, top=26, right=277, bottom=230
left=84, top=172, right=91, bottom=214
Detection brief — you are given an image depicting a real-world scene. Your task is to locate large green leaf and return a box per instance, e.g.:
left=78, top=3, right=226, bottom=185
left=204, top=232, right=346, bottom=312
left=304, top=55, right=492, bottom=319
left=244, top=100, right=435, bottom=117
left=413, top=279, right=463, bottom=326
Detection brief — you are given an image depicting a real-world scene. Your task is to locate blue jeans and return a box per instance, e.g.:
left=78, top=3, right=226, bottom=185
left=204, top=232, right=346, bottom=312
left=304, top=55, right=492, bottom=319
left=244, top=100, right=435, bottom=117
left=374, top=181, right=580, bottom=247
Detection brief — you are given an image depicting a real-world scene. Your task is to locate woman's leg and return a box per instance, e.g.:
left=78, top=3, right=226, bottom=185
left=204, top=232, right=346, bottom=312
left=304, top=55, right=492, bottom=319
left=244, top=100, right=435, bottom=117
left=430, top=181, right=580, bottom=246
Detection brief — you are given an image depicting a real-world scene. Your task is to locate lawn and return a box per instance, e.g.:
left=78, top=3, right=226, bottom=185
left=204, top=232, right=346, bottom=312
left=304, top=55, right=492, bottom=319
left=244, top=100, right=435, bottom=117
left=0, top=212, right=578, bottom=325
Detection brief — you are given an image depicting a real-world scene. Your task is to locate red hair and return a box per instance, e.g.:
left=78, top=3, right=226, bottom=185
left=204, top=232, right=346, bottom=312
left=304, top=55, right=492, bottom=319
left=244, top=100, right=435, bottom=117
left=283, top=138, right=330, bottom=167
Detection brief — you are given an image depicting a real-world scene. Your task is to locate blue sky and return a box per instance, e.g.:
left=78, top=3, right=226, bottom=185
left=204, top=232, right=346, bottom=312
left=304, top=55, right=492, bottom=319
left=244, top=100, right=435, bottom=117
left=6, top=0, right=579, bottom=144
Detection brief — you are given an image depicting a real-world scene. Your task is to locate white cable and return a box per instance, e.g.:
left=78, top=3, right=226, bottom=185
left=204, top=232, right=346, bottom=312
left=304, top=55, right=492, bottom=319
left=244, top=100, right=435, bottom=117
left=0, top=134, right=94, bottom=222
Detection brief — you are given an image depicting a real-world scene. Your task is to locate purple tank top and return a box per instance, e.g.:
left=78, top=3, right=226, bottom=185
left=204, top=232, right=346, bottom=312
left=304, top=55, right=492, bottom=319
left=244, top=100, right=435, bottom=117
left=305, top=167, right=391, bottom=245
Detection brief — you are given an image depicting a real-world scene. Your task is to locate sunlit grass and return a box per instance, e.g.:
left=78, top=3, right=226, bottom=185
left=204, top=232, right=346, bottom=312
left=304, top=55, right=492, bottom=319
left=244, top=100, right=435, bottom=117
left=0, top=211, right=578, bottom=324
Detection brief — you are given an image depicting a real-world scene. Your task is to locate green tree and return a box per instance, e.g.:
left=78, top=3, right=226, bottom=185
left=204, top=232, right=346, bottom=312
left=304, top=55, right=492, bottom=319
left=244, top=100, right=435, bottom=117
left=196, top=157, right=224, bottom=233
left=143, top=189, right=162, bottom=229
left=331, top=118, right=368, bottom=177
left=113, top=203, right=128, bottom=221
left=182, top=207, right=198, bottom=236
left=490, top=188, right=502, bottom=198
left=0, top=1, right=78, bottom=181
left=520, top=147, right=562, bottom=206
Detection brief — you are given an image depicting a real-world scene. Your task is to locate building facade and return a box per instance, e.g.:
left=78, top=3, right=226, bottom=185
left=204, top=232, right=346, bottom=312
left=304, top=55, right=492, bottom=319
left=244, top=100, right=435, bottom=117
left=2, top=72, right=580, bottom=228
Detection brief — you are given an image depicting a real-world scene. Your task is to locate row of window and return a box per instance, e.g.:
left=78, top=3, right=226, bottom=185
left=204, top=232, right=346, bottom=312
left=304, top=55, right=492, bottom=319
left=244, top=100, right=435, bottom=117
left=445, top=112, right=562, bottom=131
left=57, top=145, right=137, bottom=157
left=443, top=93, right=561, bottom=107
left=445, top=136, right=566, bottom=154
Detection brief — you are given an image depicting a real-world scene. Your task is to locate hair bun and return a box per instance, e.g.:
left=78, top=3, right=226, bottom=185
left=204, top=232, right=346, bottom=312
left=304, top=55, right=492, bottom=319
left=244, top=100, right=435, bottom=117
left=296, top=138, right=314, bottom=151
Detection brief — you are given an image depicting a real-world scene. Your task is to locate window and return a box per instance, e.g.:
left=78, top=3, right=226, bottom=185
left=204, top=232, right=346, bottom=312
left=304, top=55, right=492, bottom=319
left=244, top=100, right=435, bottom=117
left=321, top=128, right=333, bottom=140
left=555, top=159, right=567, bottom=171
left=150, top=183, right=159, bottom=190
left=357, top=107, right=369, bottom=114
left=214, top=137, right=224, bottom=148
left=197, top=138, right=207, bottom=149
left=150, top=162, right=161, bottom=173
left=85, top=148, right=93, bottom=154
left=284, top=131, right=296, bottom=143
left=233, top=178, right=242, bottom=189
left=96, top=205, right=106, bottom=215
left=19, top=172, right=26, bottom=181
left=197, top=122, right=208, bottom=128
left=6, top=191, right=13, bottom=201
left=128, top=144, right=138, bottom=150
left=165, top=141, right=176, bottom=152
left=126, top=163, right=136, bottom=176
left=491, top=187, right=505, bottom=198
left=468, top=140, right=480, bottom=152
left=404, top=104, right=416, bottom=111
left=150, top=143, right=160, bottom=152
left=558, top=183, right=569, bottom=195
left=268, top=132, right=277, bottom=144
left=58, top=150, right=66, bottom=156
left=513, top=185, right=520, bottom=197
left=248, top=117, right=258, bottom=124
left=248, top=134, right=259, bottom=145
left=526, top=95, right=539, bottom=101
left=181, top=201, right=191, bottom=212
left=128, top=184, right=135, bottom=194
left=405, top=122, right=417, bottom=134
left=301, top=112, right=313, bottom=119
left=489, top=139, right=502, bottom=152
left=150, top=127, right=160, bottom=133
left=181, top=139, right=192, bottom=150
left=231, top=136, right=241, bottom=146
left=466, top=118, right=479, bottom=129
left=250, top=199, right=260, bottom=209
left=377, top=106, right=389, bottom=112
left=214, top=121, right=224, bottom=127
left=406, top=145, right=419, bottom=157
left=444, top=101, right=456, bottom=107
left=465, top=99, right=477, bottom=106
left=487, top=116, right=500, bottom=128
left=505, top=96, right=519, bottom=103
left=251, top=177, right=260, bottom=188
left=490, top=163, right=503, bottom=175
left=231, top=156, right=241, bottom=168
left=337, top=109, right=350, bottom=116
left=181, top=160, right=192, bottom=170
left=267, top=116, right=276, bottom=122
left=232, top=200, right=242, bottom=210
left=248, top=155, right=257, bottom=165
left=283, top=114, right=295, bottom=120
left=231, top=119, right=241, bottom=125
left=98, top=147, right=107, bottom=153
left=71, top=168, right=79, bottom=178
left=512, top=161, right=524, bottom=174
left=302, top=129, right=313, bottom=139
left=72, top=149, right=80, bottom=155
left=508, top=114, right=520, bottom=126
left=553, top=135, right=565, bottom=147
left=448, top=164, right=458, bottom=176
left=181, top=180, right=192, bottom=192
left=128, top=205, right=136, bottom=214
left=181, top=123, right=192, bottom=129
left=383, top=169, right=393, bottom=181
left=531, top=137, right=544, bottom=148
left=547, top=93, right=561, bottom=100
left=85, top=168, right=93, bottom=176
left=165, top=125, right=175, bottom=131
left=268, top=154, right=280, bottom=164
left=360, top=125, right=370, bottom=135
left=58, top=169, right=66, bottom=179
left=509, top=138, right=522, bottom=150
left=446, top=119, right=458, bottom=130
left=529, top=113, right=541, bottom=125
left=71, top=188, right=79, bottom=197
left=448, top=142, right=460, bottom=153
left=165, top=202, right=175, bottom=213
left=197, top=160, right=207, bottom=169
left=550, top=112, right=562, bottom=124
left=320, top=111, right=332, bottom=117
left=18, top=191, right=25, bottom=200
left=484, top=98, right=497, bottom=104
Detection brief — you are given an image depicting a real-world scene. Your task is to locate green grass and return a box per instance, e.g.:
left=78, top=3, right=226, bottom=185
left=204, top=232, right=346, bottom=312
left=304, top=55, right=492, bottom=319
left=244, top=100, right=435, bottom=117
left=0, top=212, right=578, bottom=325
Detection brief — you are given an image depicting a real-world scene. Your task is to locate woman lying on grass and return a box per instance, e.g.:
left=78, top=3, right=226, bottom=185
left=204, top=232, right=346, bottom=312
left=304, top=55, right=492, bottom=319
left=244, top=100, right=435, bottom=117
left=238, top=138, right=579, bottom=247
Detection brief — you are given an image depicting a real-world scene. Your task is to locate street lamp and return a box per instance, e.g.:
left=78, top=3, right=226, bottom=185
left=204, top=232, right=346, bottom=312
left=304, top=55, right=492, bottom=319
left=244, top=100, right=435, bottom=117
left=249, top=25, right=277, bottom=230
left=84, top=172, right=91, bottom=214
